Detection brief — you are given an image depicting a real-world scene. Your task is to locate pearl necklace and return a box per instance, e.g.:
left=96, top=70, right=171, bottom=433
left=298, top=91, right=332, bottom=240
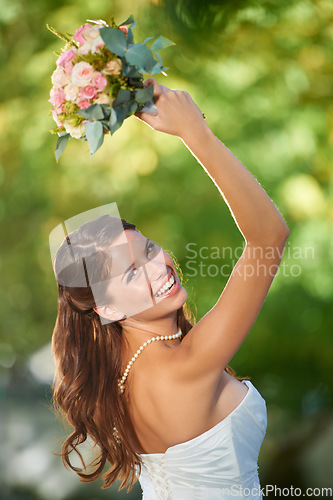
left=118, top=328, right=182, bottom=394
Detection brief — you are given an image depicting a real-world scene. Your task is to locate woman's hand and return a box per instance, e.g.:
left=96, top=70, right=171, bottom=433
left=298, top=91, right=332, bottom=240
left=135, top=78, right=207, bottom=140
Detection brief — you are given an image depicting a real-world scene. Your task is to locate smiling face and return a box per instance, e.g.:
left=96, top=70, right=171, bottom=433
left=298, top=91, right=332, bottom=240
left=92, top=229, right=188, bottom=323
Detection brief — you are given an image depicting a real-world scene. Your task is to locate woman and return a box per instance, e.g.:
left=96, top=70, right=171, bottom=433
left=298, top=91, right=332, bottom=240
left=51, top=79, right=290, bottom=499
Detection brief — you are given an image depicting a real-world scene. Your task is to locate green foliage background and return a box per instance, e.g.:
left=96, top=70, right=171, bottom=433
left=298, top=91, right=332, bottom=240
left=0, top=0, right=332, bottom=498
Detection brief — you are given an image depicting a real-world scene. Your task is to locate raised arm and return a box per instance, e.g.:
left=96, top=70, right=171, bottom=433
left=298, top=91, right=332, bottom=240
left=136, top=79, right=290, bottom=382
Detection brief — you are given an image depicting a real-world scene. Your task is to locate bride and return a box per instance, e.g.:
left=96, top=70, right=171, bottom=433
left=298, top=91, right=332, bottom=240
left=51, top=78, right=289, bottom=499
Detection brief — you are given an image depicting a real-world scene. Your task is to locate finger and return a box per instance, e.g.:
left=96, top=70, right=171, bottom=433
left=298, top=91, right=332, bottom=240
left=158, top=84, right=172, bottom=95
left=143, top=77, right=163, bottom=99
left=134, top=111, right=159, bottom=130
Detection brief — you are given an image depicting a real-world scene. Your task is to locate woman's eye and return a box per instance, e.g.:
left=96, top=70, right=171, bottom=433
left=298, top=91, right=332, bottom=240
left=147, top=242, right=155, bottom=255
left=127, top=242, right=159, bottom=282
left=147, top=241, right=160, bottom=258
left=127, top=268, right=138, bottom=282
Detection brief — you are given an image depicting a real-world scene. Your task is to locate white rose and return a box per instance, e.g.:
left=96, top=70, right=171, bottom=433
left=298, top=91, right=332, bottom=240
left=83, top=26, right=101, bottom=43
left=51, top=67, right=69, bottom=87
left=64, top=83, right=79, bottom=101
left=64, top=120, right=86, bottom=139
left=91, top=35, right=105, bottom=54
left=78, top=42, right=91, bottom=55
left=95, top=93, right=112, bottom=105
left=103, top=59, right=122, bottom=76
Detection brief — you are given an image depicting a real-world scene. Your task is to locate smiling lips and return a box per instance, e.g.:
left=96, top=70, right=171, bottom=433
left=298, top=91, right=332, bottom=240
left=154, top=273, right=176, bottom=298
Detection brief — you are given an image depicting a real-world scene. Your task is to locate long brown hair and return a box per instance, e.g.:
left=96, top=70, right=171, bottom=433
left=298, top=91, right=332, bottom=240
left=51, top=214, right=248, bottom=492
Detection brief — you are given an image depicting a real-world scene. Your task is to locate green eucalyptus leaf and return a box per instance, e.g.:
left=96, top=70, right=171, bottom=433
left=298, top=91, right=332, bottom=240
left=109, top=108, right=119, bottom=135
left=99, top=27, right=127, bottom=56
left=151, top=61, right=164, bottom=75
left=55, top=133, right=70, bottom=162
left=121, top=57, right=142, bottom=78
left=127, top=27, right=134, bottom=45
left=125, top=43, right=155, bottom=73
left=116, top=101, right=138, bottom=124
left=99, top=104, right=112, bottom=119
left=151, top=35, right=175, bottom=51
left=101, top=119, right=110, bottom=127
left=134, top=85, right=154, bottom=105
left=144, top=36, right=154, bottom=44
left=114, top=89, right=132, bottom=107
left=120, top=15, right=134, bottom=26
left=85, top=120, right=104, bottom=157
left=76, top=108, right=93, bottom=120
left=77, top=103, right=105, bottom=121
left=109, top=101, right=138, bottom=135
left=153, top=50, right=163, bottom=65
left=128, top=77, right=143, bottom=86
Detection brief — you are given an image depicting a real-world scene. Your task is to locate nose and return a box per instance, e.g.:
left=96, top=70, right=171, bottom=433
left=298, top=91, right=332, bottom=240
left=144, top=259, right=168, bottom=285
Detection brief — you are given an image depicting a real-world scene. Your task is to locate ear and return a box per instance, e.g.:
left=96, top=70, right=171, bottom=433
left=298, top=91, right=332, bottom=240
left=93, top=306, right=125, bottom=322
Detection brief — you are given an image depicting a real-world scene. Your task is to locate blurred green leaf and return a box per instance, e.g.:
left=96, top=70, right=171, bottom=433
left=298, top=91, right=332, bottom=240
left=54, top=133, right=70, bottom=162
left=109, top=107, right=119, bottom=135
left=85, top=121, right=104, bottom=156
left=151, top=35, right=175, bottom=51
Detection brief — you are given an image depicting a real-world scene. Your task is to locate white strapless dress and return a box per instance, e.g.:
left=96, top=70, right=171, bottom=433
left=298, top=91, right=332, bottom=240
left=136, top=380, right=267, bottom=500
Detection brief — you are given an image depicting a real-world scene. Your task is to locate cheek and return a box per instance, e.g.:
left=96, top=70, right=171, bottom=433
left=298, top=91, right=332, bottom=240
left=120, top=275, right=154, bottom=303
left=120, top=282, right=156, bottom=317
left=129, top=280, right=152, bottom=297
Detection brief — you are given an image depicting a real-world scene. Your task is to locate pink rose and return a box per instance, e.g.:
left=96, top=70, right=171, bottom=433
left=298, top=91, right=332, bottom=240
left=119, top=25, right=128, bottom=34
left=55, top=104, right=64, bottom=113
left=76, top=98, right=91, bottom=109
left=52, top=109, right=64, bottom=127
left=49, top=86, right=66, bottom=107
left=64, top=62, right=73, bottom=76
left=57, top=49, right=76, bottom=67
left=73, top=23, right=94, bottom=46
left=92, top=72, right=107, bottom=91
left=71, top=62, right=94, bottom=87
left=64, top=83, right=79, bottom=101
left=51, top=67, right=69, bottom=87
left=78, top=85, right=97, bottom=100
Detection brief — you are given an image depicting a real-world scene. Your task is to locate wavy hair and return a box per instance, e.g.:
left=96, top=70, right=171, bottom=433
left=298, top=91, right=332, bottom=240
left=51, top=214, right=248, bottom=492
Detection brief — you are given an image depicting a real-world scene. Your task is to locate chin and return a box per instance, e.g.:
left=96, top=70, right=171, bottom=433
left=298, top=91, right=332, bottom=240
left=156, top=282, right=188, bottom=309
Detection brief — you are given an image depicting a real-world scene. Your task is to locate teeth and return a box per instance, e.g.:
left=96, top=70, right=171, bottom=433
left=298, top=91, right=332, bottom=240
left=155, top=274, right=175, bottom=297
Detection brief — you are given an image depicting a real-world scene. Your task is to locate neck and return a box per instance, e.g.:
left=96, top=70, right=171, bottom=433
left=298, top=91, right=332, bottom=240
left=120, top=316, right=180, bottom=350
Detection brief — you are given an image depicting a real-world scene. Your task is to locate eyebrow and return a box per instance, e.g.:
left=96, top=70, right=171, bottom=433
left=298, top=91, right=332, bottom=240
left=122, top=238, right=151, bottom=282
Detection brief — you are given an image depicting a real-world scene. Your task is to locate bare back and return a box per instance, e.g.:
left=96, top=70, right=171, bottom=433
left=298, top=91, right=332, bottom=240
left=124, top=341, right=248, bottom=454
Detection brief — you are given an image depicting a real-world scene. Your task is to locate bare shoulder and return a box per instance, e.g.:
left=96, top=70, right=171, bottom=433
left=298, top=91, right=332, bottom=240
left=128, top=345, right=249, bottom=453
left=128, top=342, right=217, bottom=452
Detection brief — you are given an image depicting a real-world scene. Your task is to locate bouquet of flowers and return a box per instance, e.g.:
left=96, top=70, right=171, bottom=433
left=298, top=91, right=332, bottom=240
left=48, top=16, right=174, bottom=161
